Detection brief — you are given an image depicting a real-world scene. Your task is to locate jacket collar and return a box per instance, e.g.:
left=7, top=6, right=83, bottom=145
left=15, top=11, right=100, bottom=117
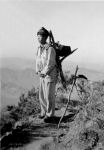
left=39, top=43, right=49, bottom=50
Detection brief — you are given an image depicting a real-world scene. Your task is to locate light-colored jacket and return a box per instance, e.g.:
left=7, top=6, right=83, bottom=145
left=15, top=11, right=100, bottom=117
left=36, top=43, right=58, bottom=82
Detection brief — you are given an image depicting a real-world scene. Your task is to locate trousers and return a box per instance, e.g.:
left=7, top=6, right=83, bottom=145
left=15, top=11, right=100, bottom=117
left=39, top=77, right=56, bottom=117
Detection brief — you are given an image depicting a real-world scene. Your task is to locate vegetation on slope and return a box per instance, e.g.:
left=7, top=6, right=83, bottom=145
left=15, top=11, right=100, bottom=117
left=0, top=88, right=40, bottom=139
left=0, top=73, right=104, bottom=150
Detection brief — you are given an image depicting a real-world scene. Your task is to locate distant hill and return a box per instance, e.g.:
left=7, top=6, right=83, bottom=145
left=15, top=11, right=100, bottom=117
left=0, top=67, right=39, bottom=109
left=0, top=57, right=104, bottom=109
left=62, top=62, right=104, bottom=81
left=1, top=57, right=104, bottom=73
left=1, top=57, right=35, bottom=70
left=76, top=67, right=104, bottom=81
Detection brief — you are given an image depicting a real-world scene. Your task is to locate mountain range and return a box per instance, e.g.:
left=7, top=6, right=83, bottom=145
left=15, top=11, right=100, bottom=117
left=0, top=57, right=104, bottom=109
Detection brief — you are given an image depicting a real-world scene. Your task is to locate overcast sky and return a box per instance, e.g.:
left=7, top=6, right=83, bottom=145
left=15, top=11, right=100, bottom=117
left=0, top=1, right=104, bottom=64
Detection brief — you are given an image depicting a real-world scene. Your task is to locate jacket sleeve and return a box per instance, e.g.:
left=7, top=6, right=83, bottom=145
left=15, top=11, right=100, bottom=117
left=41, top=46, right=56, bottom=75
left=36, top=59, right=39, bottom=74
left=35, top=48, right=41, bottom=74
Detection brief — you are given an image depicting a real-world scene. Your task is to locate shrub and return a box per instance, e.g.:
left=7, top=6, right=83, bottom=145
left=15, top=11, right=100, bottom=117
left=0, top=87, right=40, bottom=137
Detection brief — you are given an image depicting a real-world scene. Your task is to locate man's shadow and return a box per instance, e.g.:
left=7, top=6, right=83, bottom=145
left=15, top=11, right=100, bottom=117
left=44, top=112, right=77, bottom=124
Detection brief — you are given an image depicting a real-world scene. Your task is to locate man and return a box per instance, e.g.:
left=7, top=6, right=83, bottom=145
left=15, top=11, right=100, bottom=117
left=36, top=27, right=58, bottom=122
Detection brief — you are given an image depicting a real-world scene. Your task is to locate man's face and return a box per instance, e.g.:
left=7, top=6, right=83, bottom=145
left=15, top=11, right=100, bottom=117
left=37, top=34, right=47, bottom=45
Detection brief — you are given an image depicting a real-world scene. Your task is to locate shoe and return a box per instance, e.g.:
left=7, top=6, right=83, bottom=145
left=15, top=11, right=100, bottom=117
left=44, top=116, right=53, bottom=122
left=38, top=114, right=45, bottom=119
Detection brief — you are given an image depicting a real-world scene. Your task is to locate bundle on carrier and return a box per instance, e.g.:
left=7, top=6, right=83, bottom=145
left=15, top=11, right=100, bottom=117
left=49, top=30, right=78, bottom=89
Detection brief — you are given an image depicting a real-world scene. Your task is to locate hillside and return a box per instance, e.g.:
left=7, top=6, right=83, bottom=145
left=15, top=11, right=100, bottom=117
left=0, top=68, right=39, bottom=109
left=1, top=79, right=104, bottom=150
left=0, top=57, right=104, bottom=109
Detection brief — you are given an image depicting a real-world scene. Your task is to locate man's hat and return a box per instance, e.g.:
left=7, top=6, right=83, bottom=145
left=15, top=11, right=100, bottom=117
left=37, top=27, right=49, bottom=37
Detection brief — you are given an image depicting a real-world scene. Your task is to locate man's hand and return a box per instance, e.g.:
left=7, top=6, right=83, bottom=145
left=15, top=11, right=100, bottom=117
left=36, top=71, right=46, bottom=77
left=40, top=73, right=45, bottom=78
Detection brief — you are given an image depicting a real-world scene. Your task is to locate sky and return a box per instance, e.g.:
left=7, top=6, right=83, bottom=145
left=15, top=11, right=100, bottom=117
left=0, top=1, right=104, bottom=64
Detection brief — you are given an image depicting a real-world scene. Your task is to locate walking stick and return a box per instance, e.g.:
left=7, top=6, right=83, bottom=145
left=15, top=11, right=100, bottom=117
left=58, top=65, right=79, bottom=128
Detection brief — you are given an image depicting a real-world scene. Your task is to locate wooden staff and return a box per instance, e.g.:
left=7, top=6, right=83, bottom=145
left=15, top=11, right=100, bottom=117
left=58, top=65, right=79, bottom=128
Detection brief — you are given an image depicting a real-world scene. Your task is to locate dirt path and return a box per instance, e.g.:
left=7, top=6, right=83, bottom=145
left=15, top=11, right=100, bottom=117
left=23, top=107, right=75, bottom=150
left=2, top=103, right=104, bottom=150
left=1, top=107, right=77, bottom=150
